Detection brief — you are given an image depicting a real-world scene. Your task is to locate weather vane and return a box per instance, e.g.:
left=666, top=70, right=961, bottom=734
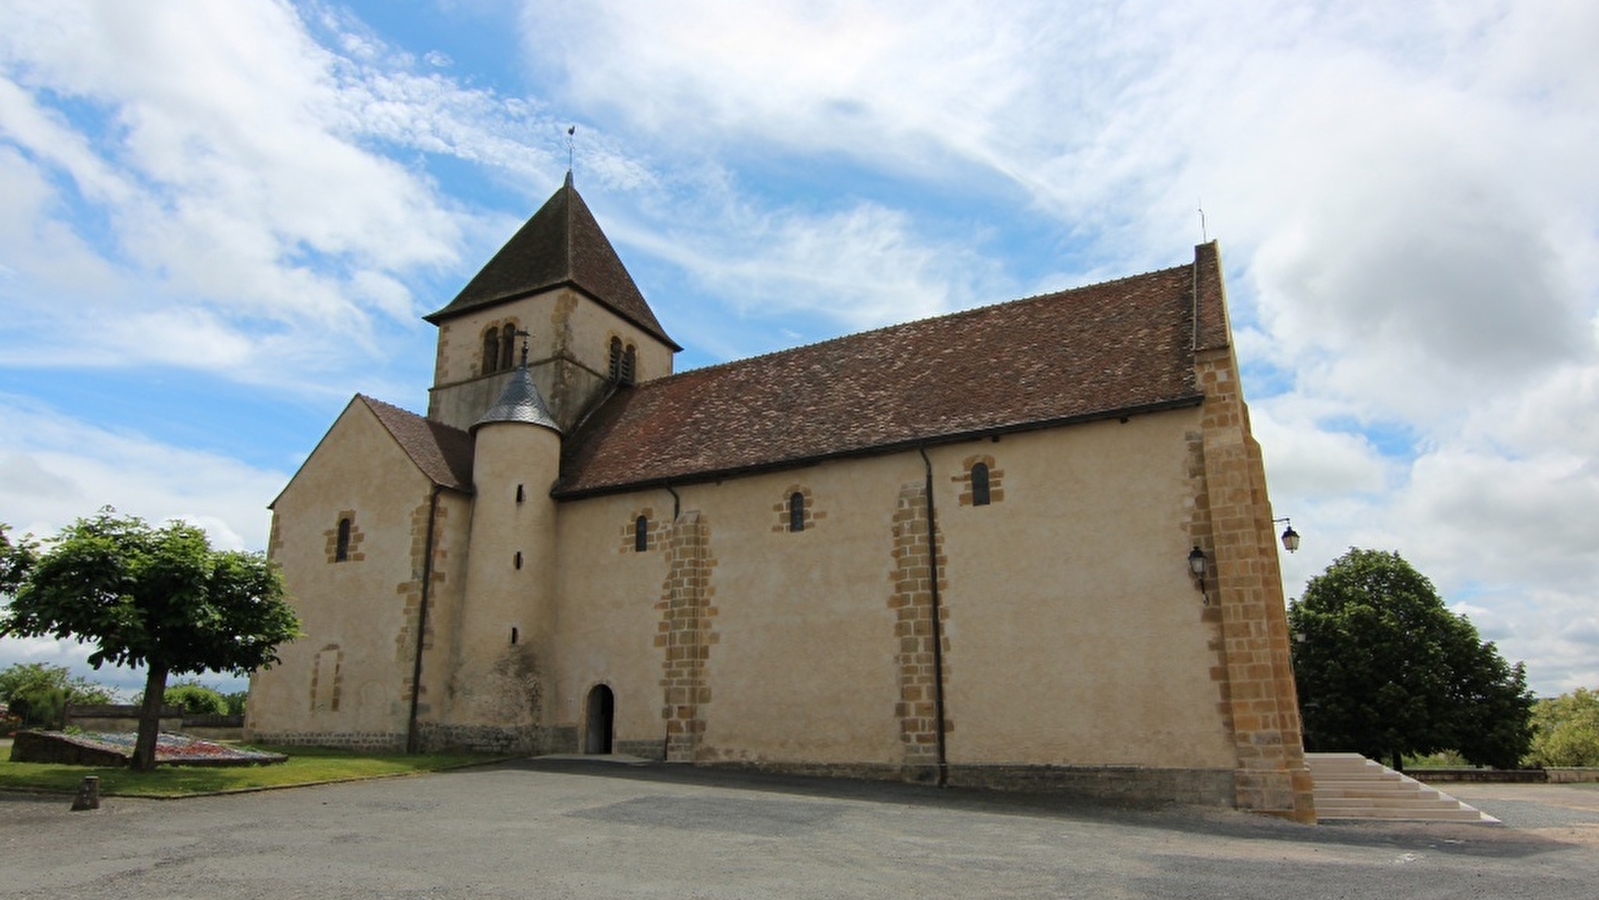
left=566, top=125, right=576, bottom=176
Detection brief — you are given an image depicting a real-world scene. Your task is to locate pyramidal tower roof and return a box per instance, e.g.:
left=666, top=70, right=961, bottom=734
left=472, top=364, right=562, bottom=434
left=425, top=173, right=680, bottom=350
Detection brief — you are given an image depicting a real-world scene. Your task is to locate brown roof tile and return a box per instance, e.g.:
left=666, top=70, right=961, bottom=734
left=424, top=175, right=679, bottom=350
left=361, top=395, right=475, bottom=491
left=557, top=251, right=1219, bottom=497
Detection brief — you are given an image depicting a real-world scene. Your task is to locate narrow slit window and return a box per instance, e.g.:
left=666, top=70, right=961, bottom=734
left=510, top=627, right=518, bottom=645
left=971, top=462, right=991, bottom=507
left=514, top=551, right=523, bottom=569
left=608, top=337, right=623, bottom=382
left=789, top=492, right=805, bottom=533
left=516, top=484, right=525, bottom=503
left=635, top=515, right=649, bottom=552
left=335, top=517, right=352, bottom=562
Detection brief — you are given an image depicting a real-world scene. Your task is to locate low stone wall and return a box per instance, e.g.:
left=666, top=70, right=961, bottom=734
left=64, top=704, right=184, bottom=735
left=180, top=714, right=245, bottom=742
left=1546, top=768, right=1599, bottom=784
left=182, top=725, right=245, bottom=741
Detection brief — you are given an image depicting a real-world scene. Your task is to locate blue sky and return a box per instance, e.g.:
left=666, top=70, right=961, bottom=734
left=2, top=0, right=1596, bottom=699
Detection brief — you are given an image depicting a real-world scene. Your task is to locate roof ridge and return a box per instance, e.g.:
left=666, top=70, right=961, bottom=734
left=650, top=261, right=1193, bottom=384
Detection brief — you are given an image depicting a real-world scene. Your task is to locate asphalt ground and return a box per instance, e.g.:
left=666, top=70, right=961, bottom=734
left=3, top=758, right=1596, bottom=899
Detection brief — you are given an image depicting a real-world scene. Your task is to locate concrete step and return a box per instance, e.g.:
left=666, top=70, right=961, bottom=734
left=1306, top=752, right=1498, bottom=823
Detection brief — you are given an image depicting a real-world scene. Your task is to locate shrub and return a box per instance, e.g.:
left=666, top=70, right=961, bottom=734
left=160, top=682, right=229, bottom=717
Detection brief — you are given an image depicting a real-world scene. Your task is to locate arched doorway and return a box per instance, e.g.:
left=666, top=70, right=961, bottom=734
left=584, top=684, right=614, bottom=754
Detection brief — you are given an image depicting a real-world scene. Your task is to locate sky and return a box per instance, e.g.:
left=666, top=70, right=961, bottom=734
left=0, top=0, right=1595, bottom=701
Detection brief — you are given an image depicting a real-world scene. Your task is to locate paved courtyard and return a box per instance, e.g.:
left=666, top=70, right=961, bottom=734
left=3, top=758, right=1596, bottom=899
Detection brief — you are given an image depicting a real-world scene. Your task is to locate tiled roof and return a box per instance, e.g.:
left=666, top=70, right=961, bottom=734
left=361, top=395, right=475, bottom=491
left=424, top=174, right=680, bottom=350
left=556, top=248, right=1223, bottom=497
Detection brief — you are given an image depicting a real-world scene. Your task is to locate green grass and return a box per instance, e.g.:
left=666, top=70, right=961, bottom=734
left=0, top=744, right=505, bottom=798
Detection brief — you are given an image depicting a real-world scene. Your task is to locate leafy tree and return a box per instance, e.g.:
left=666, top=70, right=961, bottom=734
left=0, top=662, right=117, bottom=727
left=1288, top=548, right=1533, bottom=770
left=0, top=509, right=299, bottom=770
left=222, top=690, right=249, bottom=717
left=1526, top=688, right=1599, bottom=768
left=152, top=680, right=228, bottom=717
left=1, top=523, right=36, bottom=597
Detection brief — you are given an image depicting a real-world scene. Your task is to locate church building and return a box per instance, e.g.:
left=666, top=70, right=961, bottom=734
left=246, top=175, right=1315, bottom=821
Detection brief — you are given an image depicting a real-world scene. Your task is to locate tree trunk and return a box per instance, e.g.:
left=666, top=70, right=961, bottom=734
left=130, top=663, right=169, bottom=772
left=1391, top=751, right=1404, bottom=773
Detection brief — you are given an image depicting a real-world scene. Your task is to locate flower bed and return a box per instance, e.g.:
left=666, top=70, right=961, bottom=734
left=10, top=730, right=286, bottom=767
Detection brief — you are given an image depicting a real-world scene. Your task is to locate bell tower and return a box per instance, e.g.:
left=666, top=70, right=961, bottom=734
left=422, top=174, right=680, bottom=432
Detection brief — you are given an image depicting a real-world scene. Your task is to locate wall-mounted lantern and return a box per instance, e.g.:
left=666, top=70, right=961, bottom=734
left=1273, top=517, right=1300, bottom=553
left=1188, top=545, right=1208, bottom=604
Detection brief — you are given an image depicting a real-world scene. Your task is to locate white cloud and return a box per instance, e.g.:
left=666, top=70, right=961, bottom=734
left=0, top=394, right=287, bottom=550
left=0, top=0, right=541, bottom=386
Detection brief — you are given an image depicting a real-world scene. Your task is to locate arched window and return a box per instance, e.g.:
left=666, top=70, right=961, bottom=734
left=635, top=515, right=649, bottom=552
left=620, top=344, right=637, bottom=385
left=971, top=462, right=991, bottom=506
left=789, top=492, right=806, bottom=533
left=501, top=324, right=517, bottom=370
left=482, top=329, right=500, bottom=375
left=335, top=517, right=352, bottom=562
left=608, top=337, right=623, bottom=382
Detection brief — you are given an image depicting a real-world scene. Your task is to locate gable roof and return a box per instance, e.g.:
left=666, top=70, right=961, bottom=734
left=556, top=245, right=1226, bottom=497
left=360, top=395, right=475, bottom=491
left=425, top=174, right=680, bottom=351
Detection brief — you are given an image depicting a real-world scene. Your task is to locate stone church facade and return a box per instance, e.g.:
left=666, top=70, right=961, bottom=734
left=247, top=176, right=1315, bottom=821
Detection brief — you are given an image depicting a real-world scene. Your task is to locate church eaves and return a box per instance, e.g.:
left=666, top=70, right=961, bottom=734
left=556, top=248, right=1225, bottom=497
left=424, top=174, right=680, bottom=351
left=472, top=365, right=562, bottom=434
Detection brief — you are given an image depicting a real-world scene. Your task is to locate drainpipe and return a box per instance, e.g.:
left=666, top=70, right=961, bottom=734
left=664, top=482, right=680, bottom=520
left=917, top=446, right=950, bottom=787
left=406, top=485, right=443, bottom=754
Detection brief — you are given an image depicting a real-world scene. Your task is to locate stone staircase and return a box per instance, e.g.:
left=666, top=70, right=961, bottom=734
left=1307, top=753, right=1498, bottom=823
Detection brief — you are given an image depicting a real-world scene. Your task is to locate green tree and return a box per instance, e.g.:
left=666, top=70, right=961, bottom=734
left=2, top=523, right=37, bottom=602
left=0, top=662, right=117, bottom=727
left=222, top=690, right=249, bottom=717
left=1526, top=688, right=1599, bottom=768
left=153, top=680, right=228, bottom=716
left=1288, top=548, right=1533, bottom=770
left=0, top=509, right=299, bottom=770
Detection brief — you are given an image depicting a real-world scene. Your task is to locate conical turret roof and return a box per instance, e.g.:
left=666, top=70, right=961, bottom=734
left=472, top=365, right=562, bottom=434
left=426, top=174, right=679, bottom=350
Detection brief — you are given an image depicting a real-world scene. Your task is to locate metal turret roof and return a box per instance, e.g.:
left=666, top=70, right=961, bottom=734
left=472, top=365, right=562, bottom=434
